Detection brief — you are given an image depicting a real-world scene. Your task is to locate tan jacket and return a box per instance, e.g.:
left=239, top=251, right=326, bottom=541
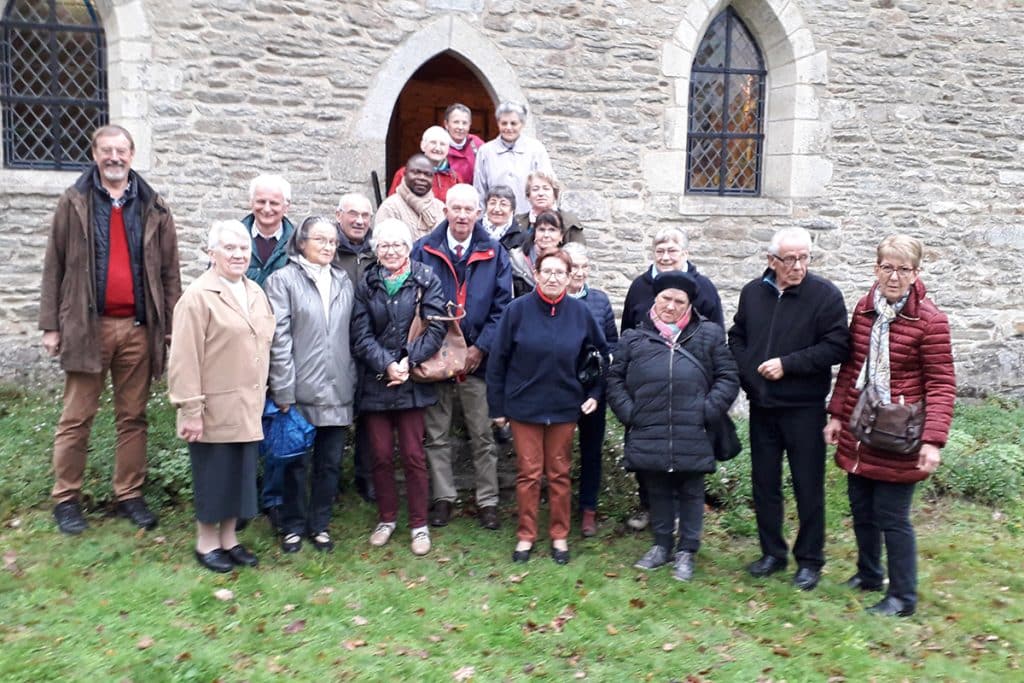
left=375, top=190, right=444, bottom=240
left=167, top=269, right=275, bottom=443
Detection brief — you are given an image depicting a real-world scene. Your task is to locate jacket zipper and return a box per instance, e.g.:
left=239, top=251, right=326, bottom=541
left=763, top=288, right=785, bottom=360
left=666, top=340, right=675, bottom=472
left=852, top=440, right=861, bottom=473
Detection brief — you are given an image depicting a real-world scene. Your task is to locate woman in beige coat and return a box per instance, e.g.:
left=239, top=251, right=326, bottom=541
left=168, top=220, right=275, bottom=573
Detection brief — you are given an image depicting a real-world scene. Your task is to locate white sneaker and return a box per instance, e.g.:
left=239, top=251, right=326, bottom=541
left=410, top=529, right=431, bottom=556
left=370, top=523, right=395, bottom=547
left=627, top=510, right=650, bottom=531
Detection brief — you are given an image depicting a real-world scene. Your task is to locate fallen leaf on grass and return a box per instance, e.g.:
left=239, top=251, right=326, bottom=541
left=342, top=639, right=367, bottom=651
left=606, top=624, right=619, bottom=635
left=603, top=572, right=618, bottom=578
left=428, top=635, right=444, bottom=643
left=661, top=643, right=676, bottom=652
left=574, top=672, right=586, bottom=679
left=174, top=652, right=191, bottom=662
left=6, top=518, right=20, bottom=529
left=213, top=589, right=234, bottom=601
left=508, top=572, right=528, bottom=584
left=136, top=636, right=155, bottom=650
left=453, top=665, right=475, bottom=681
left=353, top=615, right=369, bottom=626
left=283, top=619, right=306, bottom=634
left=772, top=646, right=791, bottom=657
left=3, top=552, right=23, bottom=577
left=550, top=605, right=576, bottom=633
left=629, top=598, right=646, bottom=609
left=267, top=657, right=286, bottom=673
left=282, top=603, right=296, bottom=613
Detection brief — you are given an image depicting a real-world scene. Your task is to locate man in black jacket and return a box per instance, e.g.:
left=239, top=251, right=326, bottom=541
left=728, top=227, right=849, bottom=591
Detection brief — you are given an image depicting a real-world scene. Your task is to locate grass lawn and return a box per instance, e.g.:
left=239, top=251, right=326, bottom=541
left=0, top=387, right=1022, bottom=681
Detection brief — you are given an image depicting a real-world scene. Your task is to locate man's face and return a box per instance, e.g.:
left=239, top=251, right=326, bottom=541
left=767, top=238, right=811, bottom=289
left=445, top=195, right=480, bottom=242
left=498, top=113, right=523, bottom=144
left=92, top=133, right=134, bottom=186
left=250, top=185, right=289, bottom=236
left=445, top=111, right=471, bottom=144
left=421, top=134, right=450, bottom=164
left=404, top=157, right=435, bottom=197
left=336, top=197, right=372, bottom=244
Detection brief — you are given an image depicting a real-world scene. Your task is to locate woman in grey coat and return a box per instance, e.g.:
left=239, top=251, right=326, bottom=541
left=265, top=216, right=357, bottom=554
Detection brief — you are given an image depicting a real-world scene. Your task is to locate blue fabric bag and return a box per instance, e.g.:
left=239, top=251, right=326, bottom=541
left=259, top=399, right=315, bottom=461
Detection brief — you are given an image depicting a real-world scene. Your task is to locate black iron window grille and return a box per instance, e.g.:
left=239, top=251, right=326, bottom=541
left=1, top=0, right=108, bottom=169
left=686, top=8, right=766, bottom=196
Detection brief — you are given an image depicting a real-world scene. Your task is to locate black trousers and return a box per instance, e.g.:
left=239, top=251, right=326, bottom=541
left=281, top=425, right=347, bottom=536
left=749, top=405, right=826, bottom=570
left=640, top=470, right=705, bottom=554
left=847, top=473, right=917, bottom=606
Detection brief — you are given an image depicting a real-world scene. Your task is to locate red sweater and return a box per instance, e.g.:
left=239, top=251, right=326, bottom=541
left=447, top=134, right=485, bottom=186
left=103, top=205, right=135, bottom=317
left=827, top=279, right=956, bottom=483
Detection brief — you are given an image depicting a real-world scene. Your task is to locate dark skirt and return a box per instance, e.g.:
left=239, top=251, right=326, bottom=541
left=189, top=441, right=258, bottom=523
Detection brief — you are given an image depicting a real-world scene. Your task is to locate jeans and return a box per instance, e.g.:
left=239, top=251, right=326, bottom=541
left=576, top=399, right=606, bottom=512
left=847, top=472, right=918, bottom=607
left=280, top=425, right=347, bottom=536
left=641, top=470, right=705, bottom=553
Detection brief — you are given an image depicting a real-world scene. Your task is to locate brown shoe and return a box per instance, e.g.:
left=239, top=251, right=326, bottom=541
left=581, top=509, right=597, bottom=537
left=429, top=500, right=451, bottom=527
left=478, top=506, right=500, bottom=530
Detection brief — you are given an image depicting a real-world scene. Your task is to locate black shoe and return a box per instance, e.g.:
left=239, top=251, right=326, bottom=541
left=747, top=555, right=787, bottom=578
left=281, top=533, right=302, bottom=553
left=866, top=595, right=915, bottom=617
left=226, top=544, right=258, bottom=567
left=512, top=546, right=532, bottom=563
left=117, top=497, right=158, bottom=530
left=429, top=501, right=451, bottom=527
left=263, top=506, right=282, bottom=533
left=845, top=574, right=884, bottom=592
left=550, top=544, right=570, bottom=565
left=310, top=531, right=334, bottom=552
left=195, top=548, right=233, bottom=573
left=493, top=424, right=513, bottom=444
left=54, top=500, right=88, bottom=535
left=235, top=517, right=250, bottom=532
left=793, top=567, right=821, bottom=591
left=478, top=506, right=500, bottom=530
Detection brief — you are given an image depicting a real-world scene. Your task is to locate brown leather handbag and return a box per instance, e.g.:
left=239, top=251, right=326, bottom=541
left=848, top=384, right=924, bottom=455
left=406, top=287, right=468, bottom=383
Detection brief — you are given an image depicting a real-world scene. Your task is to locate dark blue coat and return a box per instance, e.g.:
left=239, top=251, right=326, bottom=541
left=620, top=260, right=724, bottom=333
left=411, top=220, right=512, bottom=376
left=487, top=291, right=608, bottom=424
left=575, top=285, right=618, bottom=355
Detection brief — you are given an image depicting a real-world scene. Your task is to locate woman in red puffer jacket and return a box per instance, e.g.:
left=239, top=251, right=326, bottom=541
left=824, top=234, right=955, bottom=618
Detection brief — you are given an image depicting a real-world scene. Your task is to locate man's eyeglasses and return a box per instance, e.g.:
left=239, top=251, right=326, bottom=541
left=770, top=253, right=811, bottom=267
left=877, top=264, right=917, bottom=278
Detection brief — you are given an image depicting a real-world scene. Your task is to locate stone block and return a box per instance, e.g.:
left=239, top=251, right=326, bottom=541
left=789, top=155, right=833, bottom=197
left=661, top=42, right=692, bottom=78
left=997, top=170, right=1024, bottom=185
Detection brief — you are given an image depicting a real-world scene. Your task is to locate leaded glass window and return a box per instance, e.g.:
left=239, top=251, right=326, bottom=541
left=1, top=0, right=108, bottom=169
left=686, top=8, right=766, bottom=196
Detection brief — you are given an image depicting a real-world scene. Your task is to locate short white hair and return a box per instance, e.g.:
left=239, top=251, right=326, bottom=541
left=445, top=183, right=479, bottom=208
left=495, top=101, right=527, bottom=122
left=652, top=227, right=688, bottom=250
left=248, top=174, right=292, bottom=203
left=336, top=192, right=371, bottom=212
left=369, top=218, right=414, bottom=252
left=769, top=227, right=813, bottom=255
left=561, top=242, right=588, bottom=260
left=421, top=125, right=452, bottom=145
left=207, top=220, right=250, bottom=250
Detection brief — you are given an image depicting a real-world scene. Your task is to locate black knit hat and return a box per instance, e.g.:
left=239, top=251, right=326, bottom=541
left=652, top=270, right=697, bottom=300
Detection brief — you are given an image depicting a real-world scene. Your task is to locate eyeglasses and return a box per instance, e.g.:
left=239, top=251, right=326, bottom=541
left=770, top=253, right=812, bottom=267
left=654, top=247, right=682, bottom=257
left=309, top=237, right=338, bottom=248
left=877, top=264, right=917, bottom=278
left=538, top=269, right=568, bottom=280
left=376, top=242, right=407, bottom=253
left=486, top=199, right=512, bottom=210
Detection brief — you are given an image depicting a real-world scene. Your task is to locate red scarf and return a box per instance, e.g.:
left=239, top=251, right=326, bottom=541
left=537, top=288, right=566, bottom=316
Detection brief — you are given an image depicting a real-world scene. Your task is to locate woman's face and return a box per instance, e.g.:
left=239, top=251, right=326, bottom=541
left=653, top=288, right=691, bottom=324
left=875, top=255, right=918, bottom=303
left=535, top=255, right=569, bottom=299
left=498, top=113, right=523, bottom=143
left=485, top=195, right=513, bottom=227
left=567, top=253, right=589, bottom=293
left=527, top=180, right=556, bottom=213
left=445, top=111, right=470, bottom=145
left=210, top=230, right=251, bottom=282
left=376, top=238, right=410, bottom=273
left=653, top=240, right=686, bottom=272
left=301, top=222, right=339, bottom=266
left=533, top=222, right=563, bottom=253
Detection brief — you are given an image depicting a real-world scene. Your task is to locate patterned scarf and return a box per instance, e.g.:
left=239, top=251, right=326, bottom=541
left=396, top=182, right=444, bottom=229
left=855, top=286, right=909, bottom=403
left=649, top=304, right=691, bottom=344
left=382, top=260, right=410, bottom=297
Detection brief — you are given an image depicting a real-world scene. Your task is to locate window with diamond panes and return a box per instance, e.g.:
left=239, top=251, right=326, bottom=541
left=1, top=0, right=108, bottom=169
left=686, top=8, right=766, bottom=196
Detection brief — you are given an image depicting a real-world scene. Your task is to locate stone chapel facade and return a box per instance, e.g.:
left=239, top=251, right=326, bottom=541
left=1, top=0, right=1022, bottom=396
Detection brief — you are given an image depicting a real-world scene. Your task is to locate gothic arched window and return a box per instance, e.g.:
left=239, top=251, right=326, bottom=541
left=686, top=8, right=766, bottom=196
left=1, top=0, right=108, bottom=169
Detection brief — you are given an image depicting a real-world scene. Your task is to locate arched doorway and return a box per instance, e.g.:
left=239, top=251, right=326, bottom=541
left=383, top=51, right=494, bottom=198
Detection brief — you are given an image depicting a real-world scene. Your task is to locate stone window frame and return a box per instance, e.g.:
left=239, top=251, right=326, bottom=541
left=0, top=0, right=151, bottom=194
left=646, top=0, right=831, bottom=217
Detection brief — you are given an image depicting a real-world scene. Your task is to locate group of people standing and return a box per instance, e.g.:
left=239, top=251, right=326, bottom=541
left=39, top=115, right=955, bottom=617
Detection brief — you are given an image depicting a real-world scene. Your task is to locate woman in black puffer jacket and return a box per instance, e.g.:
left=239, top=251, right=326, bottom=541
left=607, top=271, right=739, bottom=581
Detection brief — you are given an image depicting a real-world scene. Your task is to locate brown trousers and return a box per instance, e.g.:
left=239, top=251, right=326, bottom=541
left=510, top=420, right=576, bottom=544
left=52, top=317, right=151, bottom=503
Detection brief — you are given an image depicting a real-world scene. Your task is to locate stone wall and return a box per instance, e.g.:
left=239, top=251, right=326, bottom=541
left=1, top=0, right=1021, bottom=397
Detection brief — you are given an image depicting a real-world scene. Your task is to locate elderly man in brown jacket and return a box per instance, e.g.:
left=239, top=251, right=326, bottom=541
left=39, top=124, right=181, bottom=535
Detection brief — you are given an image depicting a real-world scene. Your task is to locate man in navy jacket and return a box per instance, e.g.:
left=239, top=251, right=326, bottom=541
left=411, top=184, right=513, bottom=529
left=729, top=227, right=849, bottom=591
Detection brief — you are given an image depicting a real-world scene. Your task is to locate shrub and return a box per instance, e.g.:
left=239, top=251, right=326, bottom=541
left=927, top=442, right=1024, bottom=507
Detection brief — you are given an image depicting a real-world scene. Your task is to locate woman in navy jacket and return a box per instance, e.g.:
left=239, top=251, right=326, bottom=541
left=487, top=250, right=607, bottom=564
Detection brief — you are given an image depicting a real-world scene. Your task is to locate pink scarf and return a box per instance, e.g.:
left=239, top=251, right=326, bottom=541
left=649, top=304, right=691, bottom=343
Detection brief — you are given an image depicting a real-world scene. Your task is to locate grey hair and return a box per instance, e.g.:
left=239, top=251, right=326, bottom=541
left=446, top=183, right=479, bottom=208
left=336, top=192, right=372, bottom=212
left=495, top=101, right=527, bottom=123
left=421, top=125, right=452, bottom=145
left=485, top=185, right=516, bottom=214
left=768, top=227, right=813, bottom=255
left=207, top=220, right=250, bottom=250
left=445, top=103, right=471, bottom=121
left=652, top=227, right=689, bottom=250
left=248, top=173, right=292, bottom=203
left=288, top=215, right=338, bottom=256
left=370, top=218, right=414, bottom=252
left=561, top=242, right=588, bottom=260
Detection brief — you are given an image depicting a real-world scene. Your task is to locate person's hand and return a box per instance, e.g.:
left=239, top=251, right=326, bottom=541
left=42, top=330, right=60, bottom=357
left=918, top=443, right=942, bottom=473
left=757, top=357, right=784, bottom=381
left=465, top=346, right=485, bottom=374
left=178, top=414, right=203, bottom=443
left=492, top=417, right=508, bottom=429
left=274, top=402, right=291, bottom=413
left=581, top=398, right=598, bottom=415
left=386, top=361, right=409, bottom=387
left=823, top=417, right=843, bottom=445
